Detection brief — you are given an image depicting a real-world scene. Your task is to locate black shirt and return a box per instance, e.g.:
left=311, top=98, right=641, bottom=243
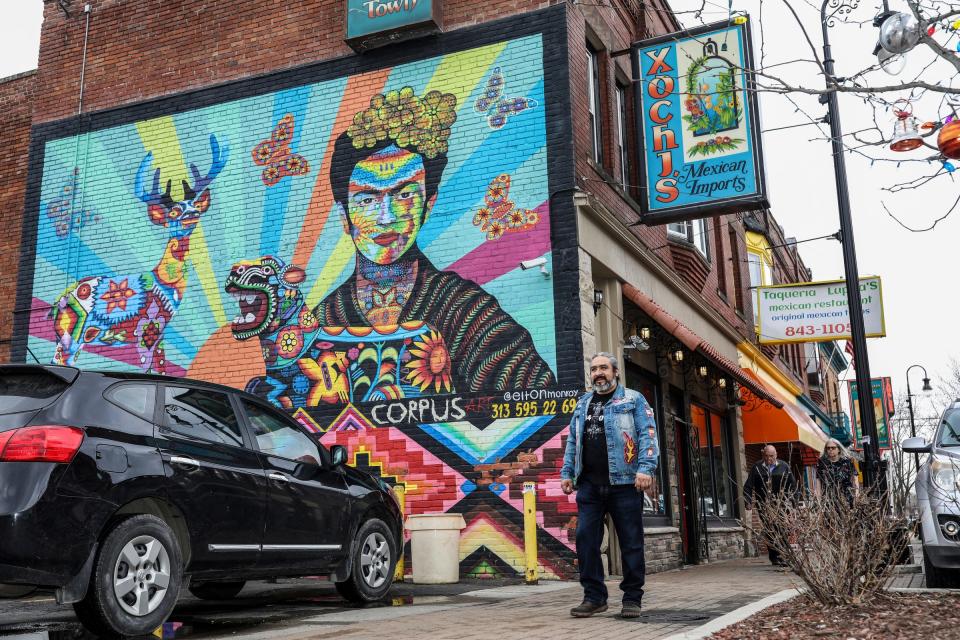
left=580, top=390, right=614, bottom=486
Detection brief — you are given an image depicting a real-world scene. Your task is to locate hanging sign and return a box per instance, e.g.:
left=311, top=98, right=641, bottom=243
left=631, top=18, right=768, bottom=223
left=345, top=0, right=442, bottom=52
left=848, top=377, right=892, bottom=450
left=756, top=277, right=885, bottom=345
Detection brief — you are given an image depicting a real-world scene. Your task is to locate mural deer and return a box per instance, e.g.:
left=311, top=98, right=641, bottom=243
left=50, top=134, right=229, bottom=372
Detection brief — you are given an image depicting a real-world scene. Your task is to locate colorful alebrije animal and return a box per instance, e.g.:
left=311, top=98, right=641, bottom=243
left=225, top=255, right=327, bottom=407
left=50, top=134, right=229, bottom=372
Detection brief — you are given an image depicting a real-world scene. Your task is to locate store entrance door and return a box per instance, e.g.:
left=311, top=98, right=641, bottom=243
left=673, top=397, right=707, bottom=564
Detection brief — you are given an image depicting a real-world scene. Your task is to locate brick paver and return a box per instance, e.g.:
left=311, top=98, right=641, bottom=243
left=241, top=558, right=796, bottom=640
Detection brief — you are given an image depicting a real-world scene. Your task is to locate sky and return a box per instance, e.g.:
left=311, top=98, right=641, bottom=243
left=0, top=0, right=952, bottom=421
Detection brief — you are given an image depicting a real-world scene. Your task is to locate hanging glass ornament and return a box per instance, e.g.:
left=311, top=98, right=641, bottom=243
left=879, top=12, right=922, bottom=54
left=890, top=102, right=923, bottom=152
left=944, top=161, right=956, bottom=173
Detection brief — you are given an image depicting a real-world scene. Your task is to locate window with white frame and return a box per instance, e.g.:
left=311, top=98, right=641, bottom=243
left=667, top=219, right=709, bottom=258
left=616, top=84, right=629, bottom=187
left=586, top=45, right=603, bottom=163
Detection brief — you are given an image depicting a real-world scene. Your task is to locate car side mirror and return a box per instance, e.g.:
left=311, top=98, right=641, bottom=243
left=902, top=437, right=932, bottom=453
left=330, top=445, right=347, bottom=467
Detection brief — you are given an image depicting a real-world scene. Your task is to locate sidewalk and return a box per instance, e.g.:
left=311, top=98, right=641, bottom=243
left=236, top=558, right=797, bottom=640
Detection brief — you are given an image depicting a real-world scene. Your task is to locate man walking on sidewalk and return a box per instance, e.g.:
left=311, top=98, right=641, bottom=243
left=560, top=352, right=659, bottom=619
left=743, top=444, right=799, bottom=566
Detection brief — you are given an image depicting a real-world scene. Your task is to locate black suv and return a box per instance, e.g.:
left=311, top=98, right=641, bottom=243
left=0, top=365, right=402, bottom=637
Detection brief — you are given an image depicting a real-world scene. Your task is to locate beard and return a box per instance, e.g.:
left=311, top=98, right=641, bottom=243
left=592, top=377, right=615, bottom=393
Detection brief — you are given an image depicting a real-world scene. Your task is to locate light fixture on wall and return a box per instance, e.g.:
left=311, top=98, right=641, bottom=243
left=718, top=377, right=728, bottom=390
left=672, top=348, right=684, bottom=363
left=593, top=289, right=604, bottom=314
left=639, top=326, right=651, bottom=341
left=697, top=365, right=709, bottom=378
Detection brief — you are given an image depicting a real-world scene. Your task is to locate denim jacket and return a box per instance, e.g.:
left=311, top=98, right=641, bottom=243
left=560, top=384, right=659, bottom=486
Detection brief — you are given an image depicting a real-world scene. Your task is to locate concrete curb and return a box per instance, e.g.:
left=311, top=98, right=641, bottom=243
left=662, top=588, right=801, bottom=640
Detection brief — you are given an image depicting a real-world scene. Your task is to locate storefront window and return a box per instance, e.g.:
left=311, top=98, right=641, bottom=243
left=628, top=371, right=666, bottom=516
left=690, top=404, right=733, bottom=518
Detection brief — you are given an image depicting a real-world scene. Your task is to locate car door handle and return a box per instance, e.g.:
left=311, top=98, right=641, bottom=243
left=268, top=472, right=289, bottom=483
left=170, top=455, right=200, bottom=470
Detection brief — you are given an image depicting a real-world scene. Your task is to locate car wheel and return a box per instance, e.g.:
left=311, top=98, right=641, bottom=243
left=73, top=515, right=183, bottom=638
left=188, top=581, right=245, bottom=600
left=335, top=518, right=396, bottom=603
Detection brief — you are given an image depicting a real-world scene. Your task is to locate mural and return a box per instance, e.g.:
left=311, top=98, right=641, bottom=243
left=24, top=29, right=580, bottom=577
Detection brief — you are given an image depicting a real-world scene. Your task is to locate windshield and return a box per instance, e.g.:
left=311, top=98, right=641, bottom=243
left=937, top=409, right=960, bottom=447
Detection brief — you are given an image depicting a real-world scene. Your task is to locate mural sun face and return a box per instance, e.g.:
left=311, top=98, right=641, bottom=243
left=346, top=145, right=427, bottom=265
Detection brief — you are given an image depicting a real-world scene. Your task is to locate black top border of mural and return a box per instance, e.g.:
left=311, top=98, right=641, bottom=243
left=13, top=4, right=583, bottom=390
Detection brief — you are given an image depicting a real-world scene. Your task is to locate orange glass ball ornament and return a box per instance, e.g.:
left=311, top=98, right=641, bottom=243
left=938, top=120, right=960, bottom=160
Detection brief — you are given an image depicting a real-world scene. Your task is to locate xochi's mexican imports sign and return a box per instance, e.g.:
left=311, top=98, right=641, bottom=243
left=345, top=0, right=442, bottom=51
left=756, top=277, right=885, bottom=345
left=632, top=18, right=768, bottom=223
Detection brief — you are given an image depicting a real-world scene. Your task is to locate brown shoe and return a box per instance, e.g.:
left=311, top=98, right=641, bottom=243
left=619, top=601, right=642, bottom=618
left=570, top=600, right=608, bottom=617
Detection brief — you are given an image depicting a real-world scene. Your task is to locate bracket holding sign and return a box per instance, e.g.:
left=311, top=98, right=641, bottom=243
left=631, top=18, right=769, bottom=224
left=345, top=0, right=443, bottom=52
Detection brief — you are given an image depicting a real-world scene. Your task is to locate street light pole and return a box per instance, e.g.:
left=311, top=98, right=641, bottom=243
left=905, top=364, right=932, bottom=473
left=819, top=0, right=882, bottom=489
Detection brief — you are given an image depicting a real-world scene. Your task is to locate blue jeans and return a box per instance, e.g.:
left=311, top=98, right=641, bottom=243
left=575, top=480, right=646, bottom=605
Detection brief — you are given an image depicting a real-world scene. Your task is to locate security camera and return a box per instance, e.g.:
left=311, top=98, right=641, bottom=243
left=519, top=257, right=547, bottom=270
left=623, top=335, right=650, bottom=351
left=519, top=256, right=549, bottom=276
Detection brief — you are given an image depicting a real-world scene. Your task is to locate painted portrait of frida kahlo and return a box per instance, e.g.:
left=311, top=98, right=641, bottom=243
left=224, top=86, right=556, bottom=408
left=311, top=88, right=556, bottom=395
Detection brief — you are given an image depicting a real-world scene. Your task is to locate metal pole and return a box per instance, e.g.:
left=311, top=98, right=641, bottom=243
left=820, top=0, right=881, bottom=489
left=905, top=364, right=928, bottom=473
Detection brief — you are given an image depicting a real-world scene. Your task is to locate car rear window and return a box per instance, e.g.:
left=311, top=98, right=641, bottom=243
left=0, top=370, right=72, bottom=414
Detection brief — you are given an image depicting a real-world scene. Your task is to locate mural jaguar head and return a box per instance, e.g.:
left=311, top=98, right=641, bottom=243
left=224, top=256, right=306, bottom=340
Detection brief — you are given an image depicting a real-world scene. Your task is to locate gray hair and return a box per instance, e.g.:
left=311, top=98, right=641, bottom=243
left=590, top=352, right=619, bottom=371
left=822, top=438, right=849, bottom=459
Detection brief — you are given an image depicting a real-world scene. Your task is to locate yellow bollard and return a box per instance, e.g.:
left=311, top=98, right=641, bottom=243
left=522, top=482, right=539, bottom=585
left=393, top=484, right=406, bottom=582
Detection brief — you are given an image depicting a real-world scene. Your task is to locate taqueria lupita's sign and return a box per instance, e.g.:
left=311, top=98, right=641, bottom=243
left=631, top=19, right=769, bottom=223
left=345, top=0, right=442, bottom=52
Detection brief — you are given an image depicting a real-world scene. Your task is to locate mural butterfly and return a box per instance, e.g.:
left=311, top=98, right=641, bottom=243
left=251, top=114, right=310, bottom=186
left=474, top=67, right=538, bottom=130
left=472, top=174, right=540, bottom=241
left=44, top=168, right=99, bottom=238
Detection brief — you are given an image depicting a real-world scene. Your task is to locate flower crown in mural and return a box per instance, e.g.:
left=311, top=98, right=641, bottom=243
left=346, top=87, right=458, bottom=159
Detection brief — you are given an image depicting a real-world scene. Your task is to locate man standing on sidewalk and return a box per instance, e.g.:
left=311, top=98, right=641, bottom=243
left=743, top=445, right=798, bottom=566
left=560, top=352, right=659, bottom=619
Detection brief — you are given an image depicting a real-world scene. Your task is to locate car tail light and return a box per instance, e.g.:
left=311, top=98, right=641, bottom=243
left=0, top=426, right=85, bottom=463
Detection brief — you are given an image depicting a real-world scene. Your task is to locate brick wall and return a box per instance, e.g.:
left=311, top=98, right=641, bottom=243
left=0, top=71, right=36, bottom=362
left=33, top=0, right=567, bottom=125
